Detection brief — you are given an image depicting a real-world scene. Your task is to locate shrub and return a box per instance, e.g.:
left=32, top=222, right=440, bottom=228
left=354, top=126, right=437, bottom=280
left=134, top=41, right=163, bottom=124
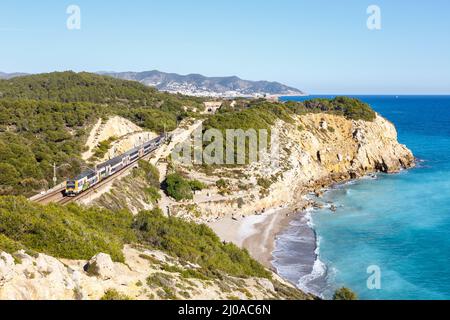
left=144, top=186, right=162, bottom=204
left=215, top=179, right=229, bottom=189
left=333, top=287, right=358, bottom=300
left=100, top=289, right=131, bottom=300
left=0, top=234, right=24, bottom=254
left=92, top=136, right=117, bottom=159
left=147, top=272, right=175, bottom=288
left=165, top=173, right=194, bottom=201
left=164, top=173, right=206, bottom=201
left=0, top=196, right=135, bottom=262
left=0, top=197, right=272, bottom=286
left=188, top=179, right=207, bottom=191
left=134, top=209, right=272, bottom=279
left=257, top=178, right=272, bottom=190
left=161, top=264, right=210, bottom=280
left=292, top=97, right=376, bottom=122
left=138, top=160, right=160, bottom=187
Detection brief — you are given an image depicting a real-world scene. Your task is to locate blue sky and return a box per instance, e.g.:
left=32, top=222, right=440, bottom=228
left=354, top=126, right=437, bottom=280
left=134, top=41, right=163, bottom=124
left=0, top=0, right=449, bottom=94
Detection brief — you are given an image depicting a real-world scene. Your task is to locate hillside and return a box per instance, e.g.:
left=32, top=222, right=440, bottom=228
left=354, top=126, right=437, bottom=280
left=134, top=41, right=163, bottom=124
left=0, top=71, right=204, bottom=106
left=99, top=70, right=305, bottom=97
left=0, top=72, right=204, bottom=196
left=0, top=71, right=374, bottom=198
left=0, top=196, right=310, bottom=300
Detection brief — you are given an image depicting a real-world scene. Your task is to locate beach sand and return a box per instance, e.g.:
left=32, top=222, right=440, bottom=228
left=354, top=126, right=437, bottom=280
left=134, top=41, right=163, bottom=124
left=208, top=207, right=297, bottom=270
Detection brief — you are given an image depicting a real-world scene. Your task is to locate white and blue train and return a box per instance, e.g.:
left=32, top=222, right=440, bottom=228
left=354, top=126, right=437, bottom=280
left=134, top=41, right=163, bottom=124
left=65, top=135, right=166, bottom=196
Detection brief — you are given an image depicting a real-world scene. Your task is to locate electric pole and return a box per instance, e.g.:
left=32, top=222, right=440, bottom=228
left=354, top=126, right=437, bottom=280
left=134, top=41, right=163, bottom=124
left=53, top=162, right=57, bottom=187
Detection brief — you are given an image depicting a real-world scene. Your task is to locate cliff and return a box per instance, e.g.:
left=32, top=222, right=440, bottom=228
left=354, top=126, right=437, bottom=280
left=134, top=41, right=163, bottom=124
left=0, top=246, right=309, bottom=300
left=169, top=112, right=414, bottom=223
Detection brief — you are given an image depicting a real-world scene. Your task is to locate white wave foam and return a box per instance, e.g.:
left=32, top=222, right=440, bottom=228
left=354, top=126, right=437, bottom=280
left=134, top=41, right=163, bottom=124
left=296, top=256, right=327, bottom=297
left=303, top=208, right=315, bottom=228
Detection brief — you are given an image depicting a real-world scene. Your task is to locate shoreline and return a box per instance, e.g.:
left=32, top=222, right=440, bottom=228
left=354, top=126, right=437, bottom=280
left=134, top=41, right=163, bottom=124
left=208, top=206, right=297, bottom=270
left=208, top=171, right=411, bottom=295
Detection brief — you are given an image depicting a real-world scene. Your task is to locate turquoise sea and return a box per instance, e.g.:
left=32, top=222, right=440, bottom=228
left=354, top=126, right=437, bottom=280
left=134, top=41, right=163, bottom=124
left=274, top=96, right=450, bottom=300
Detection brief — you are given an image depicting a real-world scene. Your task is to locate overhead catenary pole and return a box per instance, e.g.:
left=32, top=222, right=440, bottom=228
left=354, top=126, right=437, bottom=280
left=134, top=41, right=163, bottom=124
left=53, top=162, right=57, bottom=187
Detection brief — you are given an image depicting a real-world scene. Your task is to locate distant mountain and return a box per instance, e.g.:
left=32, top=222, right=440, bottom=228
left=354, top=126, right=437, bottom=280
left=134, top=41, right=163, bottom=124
left=98, top=70, right=305, bottom=98
left=0, top=72, right=29, bottom=80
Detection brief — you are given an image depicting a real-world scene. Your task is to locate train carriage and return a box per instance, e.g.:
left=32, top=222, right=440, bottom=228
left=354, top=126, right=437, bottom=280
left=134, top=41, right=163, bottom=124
left=65, top=170, right=98, bottom=196
left=65, top=134, right=166, bottom=196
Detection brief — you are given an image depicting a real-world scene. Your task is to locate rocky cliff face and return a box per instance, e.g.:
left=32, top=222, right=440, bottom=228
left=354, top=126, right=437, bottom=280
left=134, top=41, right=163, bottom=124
left=0, top=246, right=309, bottom=300
left=170, top=113, right=415, bottom=223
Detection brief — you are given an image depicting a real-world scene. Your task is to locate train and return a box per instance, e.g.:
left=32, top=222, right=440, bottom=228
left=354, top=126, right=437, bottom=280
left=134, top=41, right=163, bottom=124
left=65, top=134, right=166, bottom=196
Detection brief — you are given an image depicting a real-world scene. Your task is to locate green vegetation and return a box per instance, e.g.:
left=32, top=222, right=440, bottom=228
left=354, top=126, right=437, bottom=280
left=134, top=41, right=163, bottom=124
left=138, top=160, right=160, bottom=187
left=100, top=289, right=132, bottom=300
left=0, top=72, right=204, bottom=196
left=285, top=96, right=376, bottom=121
left=144, top=187, right=162, bottom=204
left=215, top=179, right=229, bottom=189
left=0, top=197, right=270, bottom=280
left=257, top=177, right=274, bottom=197
left=203, top=97, right=375, bottom=165
left=137, top=160, right=162, bottom=203
left=91, top=136, right=118, bottom=160
left=0, top=71, right=375, bottom=197
left=164, top=172, right=206, bottom=201
left=0, top=233, right=24, bottom=254
left=272, top=280, right=313, bottom=300
left=134, top=209, right=271, bottom=279
left=333, top=287, right=358, bottom=300
left=0, top=71, right=203, bottom=108
left=205, top=97, right=375, bottom=135
left=216, top=178, right=232, bottom=195
left=188, top=179, right=207, bottom=191
left=257, top=177, right=272, bottom=190
left=147, top=273, right=178, bottom=300
left=0, top=99, right=103, bottom=196
left=165, top=174, right=193, bottom=201
left=0, top=71, right=204, bottom=133
left=161, top=264, right=210, bottom=280
left=0, top=196, right=135, bottom=262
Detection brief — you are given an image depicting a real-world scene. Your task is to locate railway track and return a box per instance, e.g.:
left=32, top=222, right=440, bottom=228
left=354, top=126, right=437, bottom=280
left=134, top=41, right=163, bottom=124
left=32, top=148, right=159, bottom=206
left=32, top=187, right=66, bottom=205
left=58, top=160, right=141, bottom=205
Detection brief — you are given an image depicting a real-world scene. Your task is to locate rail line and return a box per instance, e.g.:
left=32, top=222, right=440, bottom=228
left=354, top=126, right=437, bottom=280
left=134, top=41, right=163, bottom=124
left=32, top=145, right=163, bottom=206
left=58, top=158, right=143, bottom=206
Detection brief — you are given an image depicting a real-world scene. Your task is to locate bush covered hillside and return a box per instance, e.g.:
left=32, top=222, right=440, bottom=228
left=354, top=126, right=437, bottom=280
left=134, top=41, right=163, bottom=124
left=0, top=71, right=204, bottom=107
left=205, top=97, right=376, bottom=134
left=0, top=72, right=205, bottom=196
left=0, top=100, right=103, bottom=195
left=203, top=97, right=376, bottom=164
left=0, top=72, right=205, bottom=132
left=0, top=72, right=376, bottom=196
left=0, top=196, right=270, bottom=279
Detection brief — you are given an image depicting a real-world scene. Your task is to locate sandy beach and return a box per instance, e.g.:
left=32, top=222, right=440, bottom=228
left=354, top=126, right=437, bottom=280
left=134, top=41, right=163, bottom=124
left=208, top=206, right=298, bottom=270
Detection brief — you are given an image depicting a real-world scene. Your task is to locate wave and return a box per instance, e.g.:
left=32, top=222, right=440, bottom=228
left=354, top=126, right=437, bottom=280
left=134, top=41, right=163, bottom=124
left=294, top=211, right=328, bottom=297
left=296, top=255, right=327, bottom=297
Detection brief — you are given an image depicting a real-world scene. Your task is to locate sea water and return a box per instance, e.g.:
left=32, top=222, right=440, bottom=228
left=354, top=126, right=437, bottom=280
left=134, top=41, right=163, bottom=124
left=274, top=96, right=450, bottom=300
